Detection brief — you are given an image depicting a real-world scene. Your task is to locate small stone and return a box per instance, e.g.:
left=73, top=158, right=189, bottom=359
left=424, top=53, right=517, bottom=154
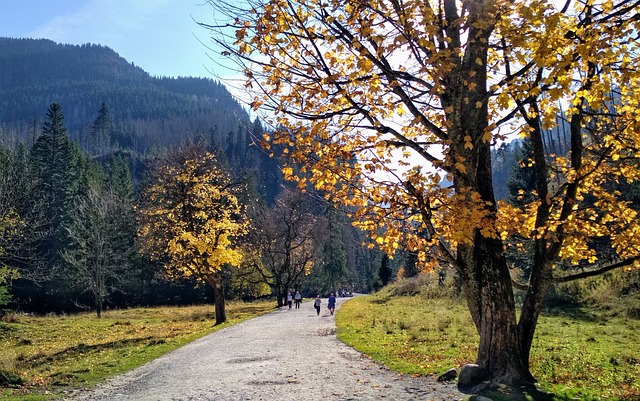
left=437, top=367, right=457, bottom=382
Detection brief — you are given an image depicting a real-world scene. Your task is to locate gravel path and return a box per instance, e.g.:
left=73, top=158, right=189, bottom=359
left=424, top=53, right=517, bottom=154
left=64, top=296, right=463, bottom=401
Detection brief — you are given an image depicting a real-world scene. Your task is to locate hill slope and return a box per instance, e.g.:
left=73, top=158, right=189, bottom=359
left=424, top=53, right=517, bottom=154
left=0, top=37, right=248, bottom=152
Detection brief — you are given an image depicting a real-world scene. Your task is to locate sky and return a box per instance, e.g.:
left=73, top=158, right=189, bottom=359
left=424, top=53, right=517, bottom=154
left=0, top=0, right=232, bottom=79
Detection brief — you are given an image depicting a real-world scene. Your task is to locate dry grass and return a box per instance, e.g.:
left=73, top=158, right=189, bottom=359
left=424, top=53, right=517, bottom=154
left=0, top=301, right=274, bottom=400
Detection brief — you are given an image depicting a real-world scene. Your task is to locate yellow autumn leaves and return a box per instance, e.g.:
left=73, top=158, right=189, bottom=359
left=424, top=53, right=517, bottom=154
left=216, top=0, right=640, bottom=275
left=137, top=150, right=245, bottom=281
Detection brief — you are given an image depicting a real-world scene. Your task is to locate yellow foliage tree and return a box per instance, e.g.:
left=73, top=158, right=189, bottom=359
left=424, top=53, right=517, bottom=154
left=137, top=144, right=245, bottom=324
left=205, top=0, right=640, bottom=387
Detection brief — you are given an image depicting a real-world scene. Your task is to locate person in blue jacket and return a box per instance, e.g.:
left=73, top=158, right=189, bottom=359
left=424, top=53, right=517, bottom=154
left=328, top=292, right=336, bottom=315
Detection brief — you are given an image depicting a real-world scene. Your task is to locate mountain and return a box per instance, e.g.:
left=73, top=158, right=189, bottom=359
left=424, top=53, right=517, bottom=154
left=0, top=37, right=249, bottom=153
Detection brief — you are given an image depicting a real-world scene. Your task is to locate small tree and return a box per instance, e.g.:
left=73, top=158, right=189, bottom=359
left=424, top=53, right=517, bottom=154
left=0, top=212, right=21, bottom=307
left=63, top=186, right=133, bottom=317
left=137, top=143, right=245, bottom=324
left=241, top=188, right=322, bottom=306
left=378, top=254, right=393, bottom=288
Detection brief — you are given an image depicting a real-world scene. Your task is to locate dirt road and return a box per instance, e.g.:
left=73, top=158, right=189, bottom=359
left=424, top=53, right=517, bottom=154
left=65, top=296, right=462, bottom=400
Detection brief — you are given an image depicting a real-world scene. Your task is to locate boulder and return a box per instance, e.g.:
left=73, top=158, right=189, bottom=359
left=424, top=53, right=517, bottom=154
left=458, top=364, right=491, bottom=393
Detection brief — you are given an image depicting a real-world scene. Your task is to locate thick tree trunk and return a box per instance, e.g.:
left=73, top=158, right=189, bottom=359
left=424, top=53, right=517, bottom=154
left=207, top=275, right=226, bottom=324
left=474, top=237, right=531, bottom=383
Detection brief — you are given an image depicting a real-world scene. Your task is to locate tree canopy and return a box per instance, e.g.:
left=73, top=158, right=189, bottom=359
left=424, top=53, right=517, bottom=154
left=137, top=144, right=246, bottom=323
left=207, top=0, right=640, bottom=388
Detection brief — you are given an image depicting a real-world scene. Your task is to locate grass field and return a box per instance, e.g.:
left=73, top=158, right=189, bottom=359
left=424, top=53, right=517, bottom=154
left=0, top=301, right=274, bottom=401
left=336, top=288, right=640, bottom=401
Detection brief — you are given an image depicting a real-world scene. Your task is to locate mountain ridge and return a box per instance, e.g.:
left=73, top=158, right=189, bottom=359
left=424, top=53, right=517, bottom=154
left=0, top=37, right=249, bottom=152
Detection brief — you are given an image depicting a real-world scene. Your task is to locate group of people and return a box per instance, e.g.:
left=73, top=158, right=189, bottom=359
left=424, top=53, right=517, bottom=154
left=287, top=291, right=337, bottom=316
left=287, top=291, right=303, bottom=309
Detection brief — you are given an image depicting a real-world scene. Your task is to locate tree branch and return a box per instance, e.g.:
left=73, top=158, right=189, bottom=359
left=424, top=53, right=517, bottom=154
left=554, top=256, right=640, bottom=283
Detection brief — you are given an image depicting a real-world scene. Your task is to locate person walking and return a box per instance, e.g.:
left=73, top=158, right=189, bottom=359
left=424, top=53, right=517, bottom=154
left=328, top=292, right=336, bottom=315
left=287, top=292, right=293, bottom=309
left=294, top=291, right=302, bottom=309
left=313, top=295, right=322, bottom=316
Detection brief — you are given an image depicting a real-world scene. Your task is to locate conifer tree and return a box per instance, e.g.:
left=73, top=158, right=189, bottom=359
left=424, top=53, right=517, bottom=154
left=29, top=103, right=79, bottom=277
left=321, top=205, right=349, bottom=293
left=378, top=254, right=392, bottom=288
left=88, top=103, right=114, bottom=155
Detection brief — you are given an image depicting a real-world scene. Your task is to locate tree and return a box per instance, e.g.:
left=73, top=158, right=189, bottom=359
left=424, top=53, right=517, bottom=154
left=207, top=0, right=640, bottom=388
left=378, top=254, right=393, bottom=288
left=0, top=193, right=21, bottom=307
left=88, top=102, right=114, bottom=155
left=137, top=143, right=245, bottom=324
left=320, top=205, right=349, bottom=293
left=29, top=103, right=83, bottom=289
left=62, top=185, right=133, bottom=318
left=241, top=187, right=322, bottom=306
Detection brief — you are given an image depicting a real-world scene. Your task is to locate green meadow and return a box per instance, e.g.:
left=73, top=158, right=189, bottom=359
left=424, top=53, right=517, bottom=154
left=336, top=278, right=640, bottom=401
left=1, top=279, right=639, bottom=401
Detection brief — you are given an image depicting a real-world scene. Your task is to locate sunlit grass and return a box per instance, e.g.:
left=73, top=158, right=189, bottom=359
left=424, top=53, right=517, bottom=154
left=336, top=291, right=640, bottom=401
left=0, top=301, right=274, bottom=400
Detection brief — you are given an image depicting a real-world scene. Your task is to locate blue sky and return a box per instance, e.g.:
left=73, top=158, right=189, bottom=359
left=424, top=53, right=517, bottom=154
left=0, top=0, right=228, bottom=79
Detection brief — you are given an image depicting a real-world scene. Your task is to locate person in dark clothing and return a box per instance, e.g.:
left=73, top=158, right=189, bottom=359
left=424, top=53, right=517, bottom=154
left=313, top=295, right=322, bottom=316
left=294, top=291, right=302, bottom=309
left=328, top=293, right=336, bottom=315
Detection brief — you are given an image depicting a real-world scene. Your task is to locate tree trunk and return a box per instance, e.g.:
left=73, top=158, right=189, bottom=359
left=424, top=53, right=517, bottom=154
left=441, top=0, right=535, bottom=384
left=461, top=234, right=532, bottom=385
left=517, top=255, right=552, bottom=381
left=96, top=294, right=102, bottom=319
left=207, top=275, right=226, bottom=324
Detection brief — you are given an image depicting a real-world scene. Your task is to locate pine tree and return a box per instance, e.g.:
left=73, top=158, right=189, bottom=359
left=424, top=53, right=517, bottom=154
left=88, top=102, right=114, bottom=155
left=106, top=154, right=134, bottom=202
left=378, top=254, right=393, bottom=288
left=30, top=103, right=77, bottom=270
left=507, top=138, right=537, bottom=206
left=321, top=205, right=349, bottom=294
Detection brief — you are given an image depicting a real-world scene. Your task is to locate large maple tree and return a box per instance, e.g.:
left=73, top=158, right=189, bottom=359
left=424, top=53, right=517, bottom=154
left=205, top=0, right=640, bottom=387
left=137, top=144, right=245, bottom=324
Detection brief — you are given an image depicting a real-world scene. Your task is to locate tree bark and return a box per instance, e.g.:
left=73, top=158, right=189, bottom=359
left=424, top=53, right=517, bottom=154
left=446, top=1, right=533, bottom=382
left=207, top=275, right=226, bottom=324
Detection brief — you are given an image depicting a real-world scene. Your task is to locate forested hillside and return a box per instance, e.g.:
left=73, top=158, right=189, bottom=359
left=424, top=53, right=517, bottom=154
left=0, top=38, right=244, bottom=153
left=0, top=37, right=383, bottom=315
